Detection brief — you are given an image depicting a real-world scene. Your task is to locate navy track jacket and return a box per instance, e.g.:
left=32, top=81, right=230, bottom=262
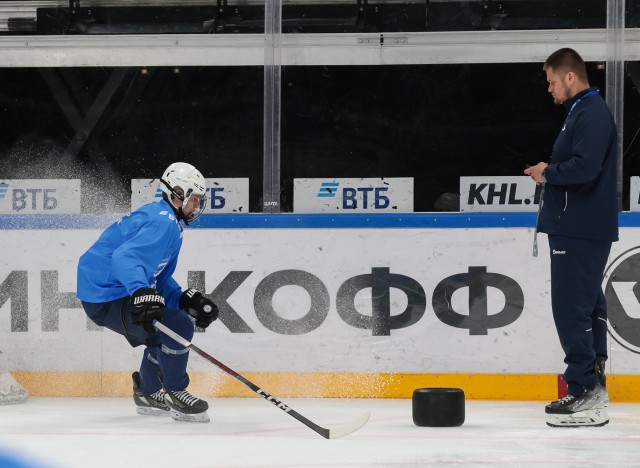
left=538, top=87, right=619, bottom=242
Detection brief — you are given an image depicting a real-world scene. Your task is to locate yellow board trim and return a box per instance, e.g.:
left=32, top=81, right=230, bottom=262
left=10, top=372, right=640, bottom=401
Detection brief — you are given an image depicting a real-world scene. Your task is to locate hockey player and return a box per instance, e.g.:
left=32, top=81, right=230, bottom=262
left=525, top=49, right=617, bottom=427
left=77, top=162, right=219, bottom=423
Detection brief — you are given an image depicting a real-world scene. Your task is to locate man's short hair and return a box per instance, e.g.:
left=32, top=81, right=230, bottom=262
left=544, top=48, right=588, bottom=83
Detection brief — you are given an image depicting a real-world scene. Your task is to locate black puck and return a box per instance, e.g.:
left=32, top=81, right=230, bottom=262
left=412, top=387, right=465, bottom=427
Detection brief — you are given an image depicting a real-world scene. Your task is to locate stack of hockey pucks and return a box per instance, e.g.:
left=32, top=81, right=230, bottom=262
left=412, top=388, right=465, bottom=427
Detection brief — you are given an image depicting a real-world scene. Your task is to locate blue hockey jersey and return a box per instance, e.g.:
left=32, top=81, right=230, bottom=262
left=77, top=199, right=184, bottom=309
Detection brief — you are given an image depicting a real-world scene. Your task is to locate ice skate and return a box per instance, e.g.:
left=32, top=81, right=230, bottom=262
left=545, top=389, right=609, bottom=427
left=132, top=372, right=169, bottom=416
left=546, top=407, right=609, bottom=428
left=164, top=388, right=210, bottom=423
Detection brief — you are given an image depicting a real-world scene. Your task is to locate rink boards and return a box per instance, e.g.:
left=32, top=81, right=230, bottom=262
left=1, top=214, right=640, bottom=400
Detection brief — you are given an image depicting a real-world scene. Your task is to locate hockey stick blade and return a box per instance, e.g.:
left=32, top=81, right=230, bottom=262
left=153, top=320, right=370, bottom=439
left=326, top=410, right=370, bottom=439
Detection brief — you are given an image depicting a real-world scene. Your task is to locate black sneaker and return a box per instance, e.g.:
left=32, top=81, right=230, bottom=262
left=164, top=389, right=210, bottom=423
left=132, top=372, right=169, bottom=416
left=545, top=388, right=605, bottom=415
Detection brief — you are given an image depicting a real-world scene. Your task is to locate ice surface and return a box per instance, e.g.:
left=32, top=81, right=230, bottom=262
left=1, top=398, right=640, bottom=467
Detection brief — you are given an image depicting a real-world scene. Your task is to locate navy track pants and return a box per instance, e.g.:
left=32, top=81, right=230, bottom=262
left=548, top=235, right=611, bottom=396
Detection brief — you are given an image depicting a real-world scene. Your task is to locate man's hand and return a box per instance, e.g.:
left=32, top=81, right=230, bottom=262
left=524, top=162, right=549, bottom=184
left=131, top=287, right=165, bottom=333
left=180, top=289, right=219, bottom=329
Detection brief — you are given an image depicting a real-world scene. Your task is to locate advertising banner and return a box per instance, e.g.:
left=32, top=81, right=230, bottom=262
left=294, top=178, right=413, bottom=213
left=2, top=225, right=639, bottom=376
left=460, top=176, right=541, bottom=212
left=0, top=179, right=81, bottom=214
left=131, top=178, right=249, bottom=213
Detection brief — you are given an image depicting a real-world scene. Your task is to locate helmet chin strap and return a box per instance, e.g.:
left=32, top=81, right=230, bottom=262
left=160, top=179, right=191, bottom=225
left=177, top=207, right=191, bottom=226
left=171, top=201, right=191, bottom=226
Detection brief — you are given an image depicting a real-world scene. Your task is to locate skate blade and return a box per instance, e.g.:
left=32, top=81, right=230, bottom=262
left=546, top=409, right=609, bottom=428
left=136, top=406, right=170, bottom=416
left=169, top=408, right=210, bottom=423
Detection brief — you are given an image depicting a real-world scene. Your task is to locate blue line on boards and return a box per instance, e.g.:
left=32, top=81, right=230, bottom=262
left=1, top=212, right=639, bottom=230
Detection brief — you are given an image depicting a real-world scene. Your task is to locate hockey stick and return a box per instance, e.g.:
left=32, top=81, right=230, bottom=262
left=153, top=320, right=370, bottom=439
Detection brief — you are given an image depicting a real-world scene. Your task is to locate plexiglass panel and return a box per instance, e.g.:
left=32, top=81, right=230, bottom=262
left=0, top=66, right=263, bottom=212
left=0, top=60, right=615, bottom=213
left=281, top=62, right=607, bottom=212
left=623, top=63, right=640, bottom=210
left=0, top=1, right=606, bottom=36
left=0, top=1, right=630, bottom=214
left=280, top=1, right=605, bottom=34
left=1, top=1, right=261, bottom=35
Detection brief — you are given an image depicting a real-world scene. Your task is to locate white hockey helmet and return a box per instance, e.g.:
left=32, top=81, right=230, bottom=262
left=160, top=162, right=207, bottom=223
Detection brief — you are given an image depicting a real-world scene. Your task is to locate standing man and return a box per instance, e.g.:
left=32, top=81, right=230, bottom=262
left=77, top=162, right=218, bottom=423
left=525, top=48, right=618, bottom=427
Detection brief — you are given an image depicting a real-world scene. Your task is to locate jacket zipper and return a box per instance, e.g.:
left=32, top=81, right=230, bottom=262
left=563, top=191, right=568, bottom=212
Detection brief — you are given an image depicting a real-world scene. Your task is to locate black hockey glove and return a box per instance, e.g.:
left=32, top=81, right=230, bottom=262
left=131, top=287, right=165, bottom=333
left=180, top=288, right=219, bottom=329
